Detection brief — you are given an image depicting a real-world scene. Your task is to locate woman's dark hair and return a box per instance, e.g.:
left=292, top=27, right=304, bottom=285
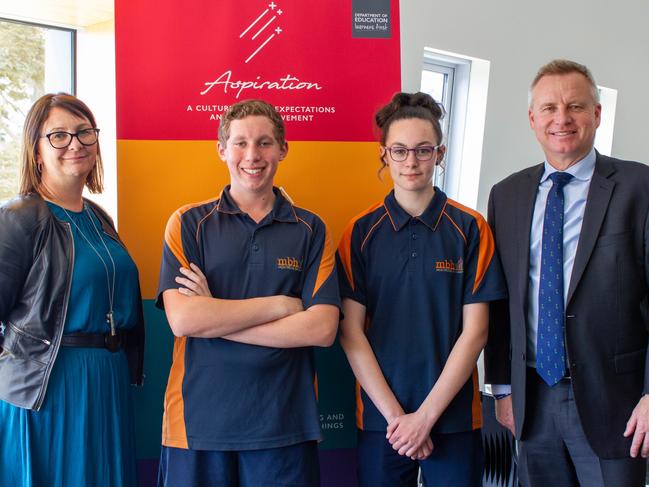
left=375, top=92, right=445, bottom=174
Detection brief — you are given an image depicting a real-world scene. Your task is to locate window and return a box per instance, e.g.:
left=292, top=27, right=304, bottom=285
left=420, top=48, right=490, bottom=210
left=420, top=59, right=456, bottom=189
left=0, top=19, right=75, bottom=202
left=594, top=86, right=617, bottom=157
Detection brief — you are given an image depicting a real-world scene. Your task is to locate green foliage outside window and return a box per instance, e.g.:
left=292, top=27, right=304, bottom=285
left=0, top=21, right=45, bottom=201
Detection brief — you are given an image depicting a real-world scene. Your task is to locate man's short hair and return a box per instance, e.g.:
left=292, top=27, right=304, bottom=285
left=528, top=59, right=599, bottom=107
left=218, top=99, right=286, bottom=146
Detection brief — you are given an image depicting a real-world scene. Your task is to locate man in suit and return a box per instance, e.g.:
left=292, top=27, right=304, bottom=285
left=485, top=59, right=649, bottom=486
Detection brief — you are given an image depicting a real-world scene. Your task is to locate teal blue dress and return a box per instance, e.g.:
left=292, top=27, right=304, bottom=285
left=0, top=203, right=140, bottom=487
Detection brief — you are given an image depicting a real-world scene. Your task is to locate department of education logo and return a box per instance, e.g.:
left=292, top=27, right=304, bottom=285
left=277, top=256, right=303, bottom=271
left=435, top=258, right=464, bottom=273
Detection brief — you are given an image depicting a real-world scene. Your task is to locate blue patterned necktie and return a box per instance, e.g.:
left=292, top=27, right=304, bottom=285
left=537, top=171, right=573, bottom=386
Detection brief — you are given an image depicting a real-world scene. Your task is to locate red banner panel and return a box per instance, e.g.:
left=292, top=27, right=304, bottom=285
left=115, top=0, right=401, bottom=141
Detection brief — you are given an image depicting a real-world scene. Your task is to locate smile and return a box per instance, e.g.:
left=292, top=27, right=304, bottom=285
left=242, top=167, right=263, bottom=175
left=550, top=130, right=577, bottom=136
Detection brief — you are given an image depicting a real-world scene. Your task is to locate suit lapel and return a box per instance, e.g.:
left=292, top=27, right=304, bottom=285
left=515, top=164, right=544, bottom=308
left=567, top=155, right=616, bottom=303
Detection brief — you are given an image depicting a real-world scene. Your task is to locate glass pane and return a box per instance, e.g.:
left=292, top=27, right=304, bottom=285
left=420, top=68, right=450, bottom=189
left=420, top=69, right=446, bottom=104
left=45, top=28, right=74, bottom=94
left=0, top=20, right=74, bottom=202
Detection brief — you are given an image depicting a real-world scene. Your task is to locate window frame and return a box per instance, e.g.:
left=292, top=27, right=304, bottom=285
left=421, top=57, right=457, bottom=189
left=419, top=48, right=490, bottom=211
left=0, top=17, right=77, bottom=94
left=0, top=17, right=76, bottom=202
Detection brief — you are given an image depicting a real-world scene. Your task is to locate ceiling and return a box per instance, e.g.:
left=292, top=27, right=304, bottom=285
left=0, top=0, right=113, bottom=28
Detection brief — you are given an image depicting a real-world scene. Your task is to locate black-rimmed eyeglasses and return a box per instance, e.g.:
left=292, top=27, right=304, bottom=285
left=384, top=145, right=440, bottom=162
left=41, top=128, right=100, bottom=149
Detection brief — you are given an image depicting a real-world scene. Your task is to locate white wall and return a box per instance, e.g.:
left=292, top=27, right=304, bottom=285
left=400, top=0, right=649, bottom=214
left=76, top=20, right=117, bottom=223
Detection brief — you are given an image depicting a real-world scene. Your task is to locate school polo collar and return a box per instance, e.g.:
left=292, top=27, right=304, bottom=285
left=215, top=186, right=241, bottom=214
left=216, top=185, right=299, bottom=223
left=383, top=188, right=447, bottom=232
left=270, top=188, right=300, bottom=223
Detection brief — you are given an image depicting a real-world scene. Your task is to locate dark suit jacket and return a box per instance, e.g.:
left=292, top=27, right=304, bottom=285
left=484, top=152, right=649, bottom=458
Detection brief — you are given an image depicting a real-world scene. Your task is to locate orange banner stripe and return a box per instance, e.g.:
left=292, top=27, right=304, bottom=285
left=117, top=140, right=392, bottom=299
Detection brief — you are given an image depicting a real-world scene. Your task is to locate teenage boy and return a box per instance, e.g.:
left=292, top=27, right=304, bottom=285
left=157, top=99, right=340, bottom=486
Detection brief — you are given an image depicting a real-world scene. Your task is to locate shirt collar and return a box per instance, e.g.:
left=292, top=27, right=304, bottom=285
left=217, top=185, right=299, bottom=223
left=541, top=147, right=596, bottom=184
left=383, top=188, right=448, bottom=231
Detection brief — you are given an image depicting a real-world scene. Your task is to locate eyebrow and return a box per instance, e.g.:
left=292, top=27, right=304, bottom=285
left=46, top=124, right=92, bottom=131
left=539, top=97, right=589, bottom=106
left=230, top=135, right=275, bottom=141
left=388, top=141, right=436, bottom=146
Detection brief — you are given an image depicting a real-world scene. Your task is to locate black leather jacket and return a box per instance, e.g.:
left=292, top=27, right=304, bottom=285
left=0, top=194, right=144, bottom=410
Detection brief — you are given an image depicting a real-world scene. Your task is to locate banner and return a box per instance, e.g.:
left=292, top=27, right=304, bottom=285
left=116, top=0, right=400, bottom=141
left=115, top=1, right=401, bottom=485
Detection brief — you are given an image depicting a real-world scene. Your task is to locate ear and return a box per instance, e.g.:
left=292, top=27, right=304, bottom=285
left=528, top=107, right=536, bottom=130
left=217, top=141, right=227, bottom=161
left=594, top=103, right=602, bottom=129
left=435, top=145, right=447, bottom=166
left=380, top=145, right=388, bottom=165
left=279, top=141, right=288, bottom=161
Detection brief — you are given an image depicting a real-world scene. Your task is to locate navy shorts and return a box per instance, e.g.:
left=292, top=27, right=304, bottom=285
left=356, top=429, right=483, bottom=487
left=157, top=441, right=320, bottom=487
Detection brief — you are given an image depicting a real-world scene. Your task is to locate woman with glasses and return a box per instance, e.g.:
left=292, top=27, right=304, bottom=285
left=337, top=92, right=506, bottom=486
left=0, top=93, right=144, bottom=486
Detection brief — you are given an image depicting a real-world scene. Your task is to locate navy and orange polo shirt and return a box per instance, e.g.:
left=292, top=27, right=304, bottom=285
left=337, top=189, right=506, bottom=434
left=157, top=186, right=340, bottom=451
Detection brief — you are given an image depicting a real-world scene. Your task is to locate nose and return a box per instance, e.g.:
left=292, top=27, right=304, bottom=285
left=403, top=150, right=419, bottom=166
left=67, top=134, right=84, bottom=150
left=244, top=145, right=261, bottom=161
left=554, top=105, right=574, bottom=125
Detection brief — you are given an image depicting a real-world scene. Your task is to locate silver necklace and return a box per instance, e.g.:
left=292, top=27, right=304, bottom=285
left=61, top=204, right=117, bottom=336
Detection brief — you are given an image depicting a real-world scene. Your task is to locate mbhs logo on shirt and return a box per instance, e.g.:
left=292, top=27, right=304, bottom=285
left=435, top=258, right=464, bottom=273
left=277, top=256, right=303, bottom=271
